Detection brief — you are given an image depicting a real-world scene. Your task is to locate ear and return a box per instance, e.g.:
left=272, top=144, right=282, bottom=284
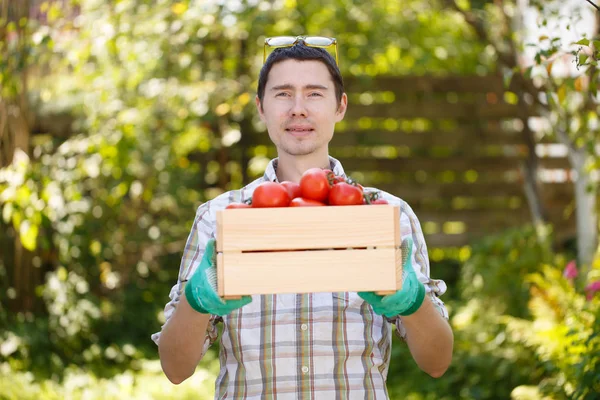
left=256, top=95, right=266, bottom=123
left=335, top=92, right=348, bottom=122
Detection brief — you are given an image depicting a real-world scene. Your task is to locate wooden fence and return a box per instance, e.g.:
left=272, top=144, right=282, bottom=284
left=21, top=75, right=584, bottom=250
left=2, top=74, right=584, bottom=313
left=245, top=75, right=578, bottom=248
left=342, top=75, right=575, bottom=248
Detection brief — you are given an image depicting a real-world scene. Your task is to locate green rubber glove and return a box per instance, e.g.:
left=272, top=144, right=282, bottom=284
left=184, top=238, right=252, bottom=316
left=358, top=237, right=426, bottom=317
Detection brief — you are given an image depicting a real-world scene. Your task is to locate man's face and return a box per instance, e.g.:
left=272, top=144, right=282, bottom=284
left=256, top=59, right=347, bottom=157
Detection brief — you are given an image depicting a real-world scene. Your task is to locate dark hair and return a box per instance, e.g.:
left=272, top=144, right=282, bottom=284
left=257, top=43, right=344, bottom=110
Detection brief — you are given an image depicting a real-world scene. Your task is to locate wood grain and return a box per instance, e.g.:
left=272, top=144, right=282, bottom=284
left=221, top=248, right=401, bottom=297
left=217, top=205, right=398, bottom=252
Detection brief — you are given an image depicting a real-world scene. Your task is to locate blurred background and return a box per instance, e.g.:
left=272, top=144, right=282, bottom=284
left=1, top=0, right=599, bottom=399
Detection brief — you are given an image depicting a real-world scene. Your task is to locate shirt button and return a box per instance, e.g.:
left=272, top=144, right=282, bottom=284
left=301, top=366, right=309, bottom=374
left=301, top=324, right=308, bottom=331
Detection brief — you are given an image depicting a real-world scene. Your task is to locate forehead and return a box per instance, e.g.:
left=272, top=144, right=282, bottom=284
left=266, top=59, right=333, bottom=88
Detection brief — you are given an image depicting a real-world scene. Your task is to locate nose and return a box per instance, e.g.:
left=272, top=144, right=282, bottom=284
left=289, top=95, right=308, bottom=117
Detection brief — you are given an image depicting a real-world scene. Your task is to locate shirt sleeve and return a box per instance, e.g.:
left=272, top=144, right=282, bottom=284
left=151, top=202, right=220, bottom=354
left=391, top=200, right=449, bottom=341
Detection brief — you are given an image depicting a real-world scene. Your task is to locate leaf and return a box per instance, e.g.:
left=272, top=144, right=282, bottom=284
left=2, top=203, right=13, bottom=224
left=589, top=79, right=597, bottom=96
left=539, top=35, right=549, bottom=41
left=19, top=220, right=38, bottom=251
left=503, top=69, right=514, bottom=89
left=524, top=66, right=533, bottom=80
left=171, top=2, right=187, bottom=15
left=579, top=54, right=589, bottom=66
left=557, top=84, right=567, bottom=103
left=575, top=38, right=590, bottom=46
left=546, top=61, right=554, bottom=76
left=545, top=91, right=556, bottom=107
left=574, top=76, right=585, bottom=91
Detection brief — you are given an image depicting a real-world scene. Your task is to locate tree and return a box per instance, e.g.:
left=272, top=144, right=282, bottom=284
left=442, top=0, right=600, bottom=274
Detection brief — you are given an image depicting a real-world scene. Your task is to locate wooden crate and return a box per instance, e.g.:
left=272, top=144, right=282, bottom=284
left=216, top=205, right=402, bottom=298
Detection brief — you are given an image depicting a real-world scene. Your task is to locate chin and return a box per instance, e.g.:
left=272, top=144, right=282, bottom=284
left=273, top=136, right=314, bottom=155
left=279, top=143, right=321, bottom=156
left=282, top=147, right=318, bottom=156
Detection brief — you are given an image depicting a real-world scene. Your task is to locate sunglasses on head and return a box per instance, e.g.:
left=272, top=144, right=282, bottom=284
left=263, top=36, right=339, bottom=65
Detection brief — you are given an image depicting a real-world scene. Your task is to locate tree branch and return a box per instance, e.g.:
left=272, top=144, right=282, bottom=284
left=585, top=0, right=600, bottom=12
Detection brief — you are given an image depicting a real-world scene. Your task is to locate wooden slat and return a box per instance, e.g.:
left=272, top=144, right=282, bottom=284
left=337, top=156, right=571, bottom=173
left=375, top=182, right=574, bottom=200
left=423, top=216, right=578, bottom=248
left=243, top=129, right=528, bottom=148
left=219, top=248, right=401, bottom=296
left=344, top=75, right=506, bottom=94
left=347, top=102, right=535, bottom=120
left=419, top=212, right=572, bottom=234
left=405, top=190, right=576, bottom=211
left=245, top=131, right=554, bottom=150
left=216, top=205, right=398, bottom=252
left=331, top=129, right=528, bottom=147
left=424, top=232, right=475, bottom=247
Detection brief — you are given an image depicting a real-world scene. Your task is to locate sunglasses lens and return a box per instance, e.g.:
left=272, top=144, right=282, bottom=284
left=304, top=36, right=335, bottom=46
left=266, top=36, right=297, bottom=46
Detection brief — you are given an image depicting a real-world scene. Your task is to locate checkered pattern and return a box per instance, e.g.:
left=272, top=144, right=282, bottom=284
left=152, top=157, right=449, bottom=399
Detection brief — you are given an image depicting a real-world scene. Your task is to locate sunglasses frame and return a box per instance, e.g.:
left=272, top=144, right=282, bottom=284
left=263, top=36, right=339, bottom=66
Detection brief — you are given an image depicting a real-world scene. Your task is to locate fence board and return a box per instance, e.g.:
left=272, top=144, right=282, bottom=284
left=344, top=75, right=507, bottom=93
left=337, top=156, right=570, bottom=173
left=331, top=129, right=528, bottom=147
left=349, top=102, right=535, bottom=120
left=244, top=126, right=531, bottom=147
left=375, top=182, right=573, bottom=200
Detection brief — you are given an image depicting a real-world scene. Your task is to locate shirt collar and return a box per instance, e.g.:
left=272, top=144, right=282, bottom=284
left=263, top=156, right=346, bottom=183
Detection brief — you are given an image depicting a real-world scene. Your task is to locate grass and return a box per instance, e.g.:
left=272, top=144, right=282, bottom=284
left=0, top=355, right=220, bottom=400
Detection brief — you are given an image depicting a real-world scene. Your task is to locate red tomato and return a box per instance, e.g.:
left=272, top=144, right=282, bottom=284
left=332, top=175, right=346, bottom=184
left=328, top=182, right=364, bottom=206
left=370, top=199, right=389, bottom=205
left=280, top=181, right=302, bottom=200
left=252, top=182, right=290, bottom=208
left=289, top=197, right=326, bottom=207
left=300, top=168, right=331, bottom=202
left=226, top=202, right=252, bottom=209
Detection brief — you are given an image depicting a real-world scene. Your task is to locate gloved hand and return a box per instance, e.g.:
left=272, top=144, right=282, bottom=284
left=185, top=238, right=252, bottom=316
left=358, top=237, right=426, bottom=317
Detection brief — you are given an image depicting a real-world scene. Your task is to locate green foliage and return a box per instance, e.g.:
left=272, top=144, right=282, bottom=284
left=388, top=225, right=552, bottom=399
left=2, top=1, right=598, bottom=399
left=460, top=224, right=556, bottom=318
left=505, top=260, right=600, bottom=399
left=0, top=358, right=219, bottom=400
left=387, top=224, right=599, bottom=399
left=0, top=0, right=491, bottom=383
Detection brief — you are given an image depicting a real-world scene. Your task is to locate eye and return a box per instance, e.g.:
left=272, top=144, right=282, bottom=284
left=276, top=92, right=290, bottom=97
left=309, top=92, right=323, bottom=97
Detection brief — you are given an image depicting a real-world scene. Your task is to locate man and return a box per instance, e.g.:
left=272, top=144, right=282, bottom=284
left=153, top=37, right=453, bottom=399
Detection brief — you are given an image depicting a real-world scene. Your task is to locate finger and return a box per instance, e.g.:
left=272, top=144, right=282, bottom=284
left=401, top=237, right=413, bottom=266
left=204, top=238, right=216, bottom=262
left=357, top=291, right=384, bottom=302
left=226, top=295, right=253, bottom=308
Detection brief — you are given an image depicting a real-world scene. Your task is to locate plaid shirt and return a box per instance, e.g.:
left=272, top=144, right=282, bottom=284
left=152, top=156, right=449, bottom=400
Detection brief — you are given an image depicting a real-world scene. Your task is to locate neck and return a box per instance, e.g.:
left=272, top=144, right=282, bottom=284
left=275, top=151, right=331, bottom=183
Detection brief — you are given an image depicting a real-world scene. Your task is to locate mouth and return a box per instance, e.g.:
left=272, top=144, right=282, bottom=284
left=285, top=127, right=315, bottom=136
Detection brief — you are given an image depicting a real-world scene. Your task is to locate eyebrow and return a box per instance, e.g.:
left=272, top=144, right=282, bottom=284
left=270, top=84, right=329, bottom=91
